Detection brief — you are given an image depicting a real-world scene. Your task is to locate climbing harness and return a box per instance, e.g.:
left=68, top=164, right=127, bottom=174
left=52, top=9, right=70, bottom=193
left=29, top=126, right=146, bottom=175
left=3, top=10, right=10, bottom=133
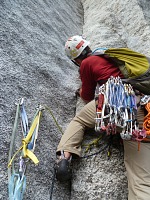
left=8, top=98, right=43, bottom=200
left=95, top=77, right=148, bottom=148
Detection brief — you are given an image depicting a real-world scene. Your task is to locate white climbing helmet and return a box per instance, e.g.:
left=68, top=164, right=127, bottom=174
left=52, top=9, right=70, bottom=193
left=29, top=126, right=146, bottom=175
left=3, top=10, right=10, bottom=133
left=65, top=35, right=90, bottom=60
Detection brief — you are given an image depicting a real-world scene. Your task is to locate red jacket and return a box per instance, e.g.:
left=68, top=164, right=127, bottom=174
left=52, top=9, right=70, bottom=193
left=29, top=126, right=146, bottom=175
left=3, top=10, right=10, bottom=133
left=80, top=55, right=124, bottom=102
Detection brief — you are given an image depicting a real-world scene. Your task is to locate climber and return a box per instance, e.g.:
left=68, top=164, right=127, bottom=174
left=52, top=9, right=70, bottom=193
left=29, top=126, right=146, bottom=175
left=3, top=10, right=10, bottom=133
left=55, top=35, right=124, bottom=180
left=55, top=35, right=150, bottom=200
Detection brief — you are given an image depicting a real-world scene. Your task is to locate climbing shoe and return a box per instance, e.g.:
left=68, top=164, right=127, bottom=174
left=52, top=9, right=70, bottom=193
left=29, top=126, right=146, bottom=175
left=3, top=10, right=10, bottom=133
left=55, top=151, right=72, bottom=182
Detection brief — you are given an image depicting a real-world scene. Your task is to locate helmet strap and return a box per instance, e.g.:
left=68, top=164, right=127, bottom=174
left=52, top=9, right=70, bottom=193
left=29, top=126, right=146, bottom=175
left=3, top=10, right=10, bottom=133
left=71, top=60, right=80, bottom=67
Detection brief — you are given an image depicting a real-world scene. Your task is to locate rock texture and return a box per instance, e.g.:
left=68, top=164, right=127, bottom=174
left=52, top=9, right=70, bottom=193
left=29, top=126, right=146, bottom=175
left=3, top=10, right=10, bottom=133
left=1, top=0, right=150, bottom=200
left=0, top=1, right=83, bottom=200
left=82, top=0, right=150, bottom=54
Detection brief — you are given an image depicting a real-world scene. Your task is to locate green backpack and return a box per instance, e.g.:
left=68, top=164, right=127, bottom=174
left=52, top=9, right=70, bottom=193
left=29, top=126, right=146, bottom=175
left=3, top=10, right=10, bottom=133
left=93, top=48, right=150, bottom=95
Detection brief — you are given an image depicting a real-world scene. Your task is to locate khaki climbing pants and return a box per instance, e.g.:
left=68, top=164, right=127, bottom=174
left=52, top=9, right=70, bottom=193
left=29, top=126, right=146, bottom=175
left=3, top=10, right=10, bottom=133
left=56, top=98, right=150, bottom=200
left=124, top=141, right=150, bottom=200
left=57, top=100, right=96, bottom=157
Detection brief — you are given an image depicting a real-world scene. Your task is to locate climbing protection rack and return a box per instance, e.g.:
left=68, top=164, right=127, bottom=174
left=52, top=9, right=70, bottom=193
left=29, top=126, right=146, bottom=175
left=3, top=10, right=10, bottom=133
left=8, top=98, right=43, bottom=200
left=95, top=76, right=147, bottom=143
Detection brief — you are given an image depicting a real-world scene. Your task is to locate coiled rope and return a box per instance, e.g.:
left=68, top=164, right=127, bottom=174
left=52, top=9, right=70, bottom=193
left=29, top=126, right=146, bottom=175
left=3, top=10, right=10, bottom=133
left=143, top=102, right=150, bottom=135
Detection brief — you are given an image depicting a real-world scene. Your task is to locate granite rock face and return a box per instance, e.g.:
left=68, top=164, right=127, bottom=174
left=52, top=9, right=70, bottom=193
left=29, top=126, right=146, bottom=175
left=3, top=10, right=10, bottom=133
left=1, top=0, right=150, bottom=200
left=82, top=0, right=150, bottom=55
left=0, top=1, right=83, bottom=200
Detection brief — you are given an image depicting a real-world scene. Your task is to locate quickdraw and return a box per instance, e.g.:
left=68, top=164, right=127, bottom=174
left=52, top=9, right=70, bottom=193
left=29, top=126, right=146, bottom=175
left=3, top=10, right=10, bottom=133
left=95, top=76, right=147, bottom=143
left=8, top=98, right=43, bottom=200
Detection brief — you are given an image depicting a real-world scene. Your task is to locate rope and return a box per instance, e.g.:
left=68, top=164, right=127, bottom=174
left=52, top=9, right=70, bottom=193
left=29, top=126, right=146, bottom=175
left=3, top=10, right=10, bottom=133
left=143, top=102, right=150, bottom=135
left=44, top=105, right=64, bottom=135
left=80, top=143, right=109, bottom=159
left=9, top=172, right=26, bottom=200
left=49, top=167, right=56, bottom=200
left=8, top=100, right=43, bottom=200
left=20, top=103, right=29, bottom=137
left=8, top=103, right=20, bottom=182
left=8, top=102, right=72, bottom=200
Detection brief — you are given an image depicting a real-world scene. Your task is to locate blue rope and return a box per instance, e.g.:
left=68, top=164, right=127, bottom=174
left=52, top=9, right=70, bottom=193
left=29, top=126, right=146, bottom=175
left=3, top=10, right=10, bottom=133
left=92, top=47, right=108, bottom=54
left=27, top=129, right=36, bottom=150
left=20, top=104, right=29, bottom=137
left=9, top=173, right=26, bottom=200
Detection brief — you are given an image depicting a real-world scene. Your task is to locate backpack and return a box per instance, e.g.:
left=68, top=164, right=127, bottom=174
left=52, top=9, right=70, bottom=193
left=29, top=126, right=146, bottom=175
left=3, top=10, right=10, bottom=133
left=92, top=48, right=150, bottom=95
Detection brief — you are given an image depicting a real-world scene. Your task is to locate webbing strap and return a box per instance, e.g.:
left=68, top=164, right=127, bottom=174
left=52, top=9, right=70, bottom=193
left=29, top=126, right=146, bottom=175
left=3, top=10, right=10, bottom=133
left=8, top=111, right=41, bottom=168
